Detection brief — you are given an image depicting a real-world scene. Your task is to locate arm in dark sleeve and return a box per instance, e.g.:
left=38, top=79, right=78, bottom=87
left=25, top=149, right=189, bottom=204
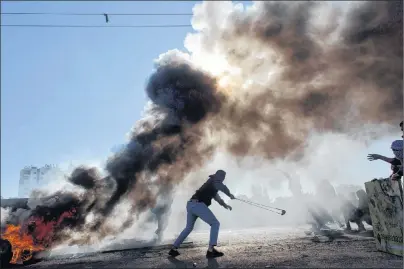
left=379, top=155, right=396, bottom=164
left=390, top=158, right=402, bottom=165
left=212, top=178, right=232, bottom=198
left=213, top=194, right=228, bottom=208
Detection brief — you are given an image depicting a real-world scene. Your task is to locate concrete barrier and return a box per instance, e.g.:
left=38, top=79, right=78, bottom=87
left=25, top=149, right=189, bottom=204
left=365, top=178, right=403, bottom=256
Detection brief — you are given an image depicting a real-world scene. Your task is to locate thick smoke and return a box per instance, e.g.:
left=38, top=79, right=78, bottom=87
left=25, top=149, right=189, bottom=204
left=2, top=0, right=402, bottom=248
left=189, top=0, right=402, bottom=160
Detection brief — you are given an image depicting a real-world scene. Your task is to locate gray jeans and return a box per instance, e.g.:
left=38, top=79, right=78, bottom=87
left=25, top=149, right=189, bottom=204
left=173, top=200, right=220, bottom=248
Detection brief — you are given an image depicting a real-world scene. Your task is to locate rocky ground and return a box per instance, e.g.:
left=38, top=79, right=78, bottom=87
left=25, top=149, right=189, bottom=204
left=18, top=227, right=404, bottom=268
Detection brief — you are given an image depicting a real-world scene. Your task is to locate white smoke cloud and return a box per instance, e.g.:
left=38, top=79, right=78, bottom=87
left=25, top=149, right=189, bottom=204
left=1, top=207, right=11, bottom=226
left=155, top=135, right=385, bottom=232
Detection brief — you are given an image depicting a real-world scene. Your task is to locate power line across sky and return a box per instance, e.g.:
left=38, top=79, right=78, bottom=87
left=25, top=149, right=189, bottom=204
left=1, top=12, right=193, bottom=16
left=1, top=24, right=193, bottom=28
left=1, top=11, right=194, bottom=28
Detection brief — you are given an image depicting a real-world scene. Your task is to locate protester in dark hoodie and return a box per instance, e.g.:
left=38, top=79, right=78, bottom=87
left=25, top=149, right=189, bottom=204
left=168, top=170, right=235, bottom=258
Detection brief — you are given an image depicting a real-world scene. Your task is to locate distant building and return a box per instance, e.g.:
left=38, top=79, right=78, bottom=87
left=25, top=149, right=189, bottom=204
left=18, top=165, right=63, bottom=198
left=19, top=166, right=37, bottom=198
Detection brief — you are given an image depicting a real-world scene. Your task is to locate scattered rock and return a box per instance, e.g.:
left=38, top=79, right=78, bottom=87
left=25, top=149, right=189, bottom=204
left=312, top=235, right=333, bottom=243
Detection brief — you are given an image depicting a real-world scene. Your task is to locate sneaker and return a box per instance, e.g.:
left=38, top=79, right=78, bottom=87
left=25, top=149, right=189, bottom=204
left=206, top=248, right=224, bottom=258
left=168, top=249, right=180, bottom=257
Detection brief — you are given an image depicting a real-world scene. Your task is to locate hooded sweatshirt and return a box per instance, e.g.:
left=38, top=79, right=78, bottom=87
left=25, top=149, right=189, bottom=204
left=191, top=170, right=232, bottom=206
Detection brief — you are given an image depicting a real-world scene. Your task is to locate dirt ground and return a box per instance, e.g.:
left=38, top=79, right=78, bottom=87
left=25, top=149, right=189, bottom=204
left=20, top=227, right=403, bottom=268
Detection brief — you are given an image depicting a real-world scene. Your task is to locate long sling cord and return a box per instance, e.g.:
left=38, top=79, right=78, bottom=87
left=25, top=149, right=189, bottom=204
left=236, top=198, right=286, bottom=215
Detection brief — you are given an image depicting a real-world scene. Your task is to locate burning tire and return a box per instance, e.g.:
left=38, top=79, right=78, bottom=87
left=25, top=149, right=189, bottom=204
left=22, top=255, right=43, bottom=266
left=0, top=238, right=13, bottom=268
left=21, top=250, right=46, bottom=266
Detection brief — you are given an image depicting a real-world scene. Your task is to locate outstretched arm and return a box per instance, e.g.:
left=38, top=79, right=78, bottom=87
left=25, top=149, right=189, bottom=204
left=213, top=194, right=231, bottom=210
left=367, top=154, right=395, bottom=164
left=212, top=178, right=235, bottom=199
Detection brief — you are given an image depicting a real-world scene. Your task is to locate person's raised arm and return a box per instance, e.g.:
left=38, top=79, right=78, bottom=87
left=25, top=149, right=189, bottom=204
left=212, top=178, right=235, bottom=199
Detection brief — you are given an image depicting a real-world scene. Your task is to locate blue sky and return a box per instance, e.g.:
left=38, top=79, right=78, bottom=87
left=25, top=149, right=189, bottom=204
left=0, top=1, right=399, bottom=198
left=1, top=1, right=197, bottom=197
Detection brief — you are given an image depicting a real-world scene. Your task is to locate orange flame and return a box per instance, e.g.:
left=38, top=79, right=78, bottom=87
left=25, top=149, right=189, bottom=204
left=1, top=225, right=45, bottom=264
left=1, top=208, right=77, bottom=264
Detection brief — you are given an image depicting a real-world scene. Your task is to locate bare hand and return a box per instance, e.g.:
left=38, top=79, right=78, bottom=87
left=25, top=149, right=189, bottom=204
left=367, top=154, right=381, bottom=161
left=226, top=205, right=232, bottom=211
